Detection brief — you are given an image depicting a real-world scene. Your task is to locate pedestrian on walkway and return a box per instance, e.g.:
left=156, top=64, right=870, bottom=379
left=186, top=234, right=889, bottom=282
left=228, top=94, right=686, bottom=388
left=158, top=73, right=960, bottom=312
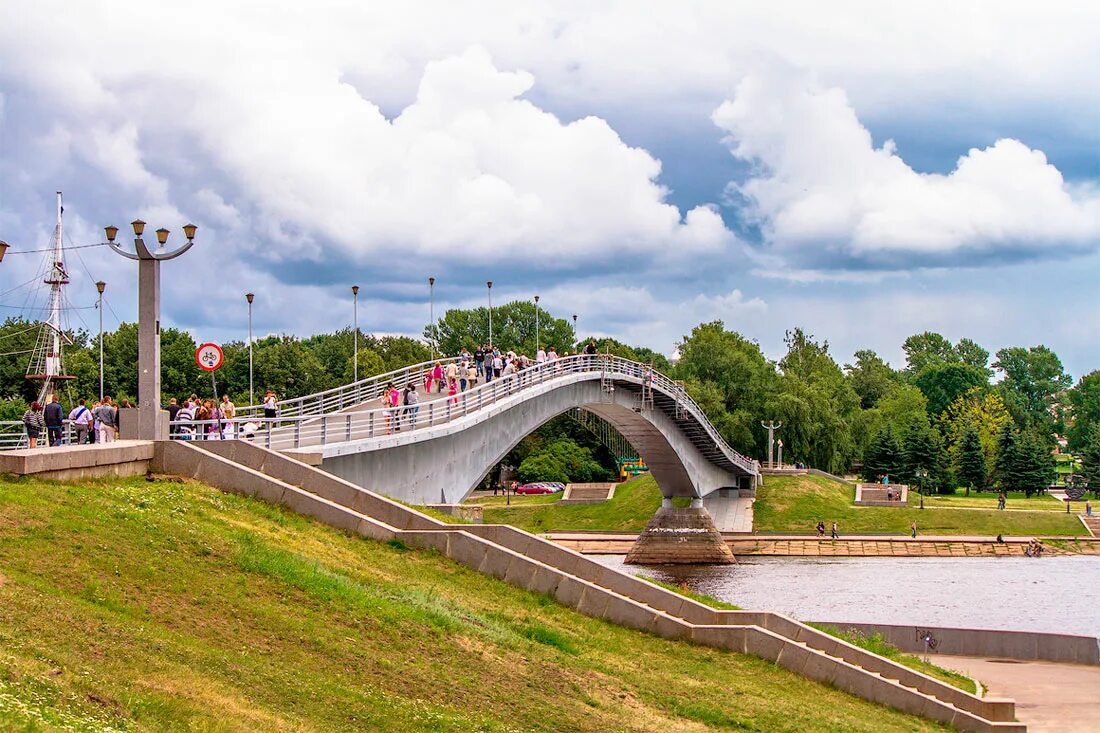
left=403, top=383, right=419, bottom=428
left=910, top=521, right=918, bottom=538
left=44, top=395, right=65, bottom=446
left=68, top=398, right=93, bottom=444
left=1086, top=501, right=1092, bottom=517
left=830, top=521, right=838, bottom=539
left=22, top=401, right=44, bottom=448
left=263, top=390, right=277, bottom=428
left=816, top=520, right=825, bottom=537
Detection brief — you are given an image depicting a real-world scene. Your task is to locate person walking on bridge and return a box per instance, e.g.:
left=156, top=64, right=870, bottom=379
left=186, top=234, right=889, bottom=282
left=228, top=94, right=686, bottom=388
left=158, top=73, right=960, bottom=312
left=403, top=383, right=419, bottom=428
left=22, top=402, right=44, bottom=449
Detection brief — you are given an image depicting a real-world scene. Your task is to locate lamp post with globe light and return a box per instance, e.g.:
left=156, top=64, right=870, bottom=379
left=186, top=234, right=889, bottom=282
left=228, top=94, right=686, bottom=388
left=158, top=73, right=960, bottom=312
left=103, top=219, right=197, bottom=440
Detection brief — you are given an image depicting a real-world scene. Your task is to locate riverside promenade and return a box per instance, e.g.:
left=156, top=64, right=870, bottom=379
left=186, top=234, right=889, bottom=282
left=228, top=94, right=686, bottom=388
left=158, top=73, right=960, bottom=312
left=545, top=532, right=1100, bottom=557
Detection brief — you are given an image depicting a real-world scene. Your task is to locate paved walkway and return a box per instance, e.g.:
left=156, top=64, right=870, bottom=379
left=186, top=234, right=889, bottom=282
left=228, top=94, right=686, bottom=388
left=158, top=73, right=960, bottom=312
left=702, top=494, right=754, bottom=532
left=543, top=532, right=1100, bottom=556
left=929, top=655, right=1100, bottom=733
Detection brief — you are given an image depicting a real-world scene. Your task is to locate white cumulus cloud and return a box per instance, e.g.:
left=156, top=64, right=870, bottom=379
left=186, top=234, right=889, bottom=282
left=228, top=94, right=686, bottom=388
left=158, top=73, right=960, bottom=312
left=712, top=70, right=1100, bottom=269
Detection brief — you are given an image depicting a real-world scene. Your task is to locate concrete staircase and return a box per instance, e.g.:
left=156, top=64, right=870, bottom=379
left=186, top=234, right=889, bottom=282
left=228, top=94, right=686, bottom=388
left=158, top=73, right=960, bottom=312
left=1079, top=514, right=1099, bottom=537
left=559, top=483, right=615, bottom=504
left=157, top=440, right=1024, bottom=732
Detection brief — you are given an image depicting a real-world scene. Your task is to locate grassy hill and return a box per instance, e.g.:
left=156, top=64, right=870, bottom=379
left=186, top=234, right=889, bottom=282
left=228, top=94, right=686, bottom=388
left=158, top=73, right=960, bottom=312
left=0, top=474, right=944, bottom=732
left=754, top=474, right=1085, bottom=536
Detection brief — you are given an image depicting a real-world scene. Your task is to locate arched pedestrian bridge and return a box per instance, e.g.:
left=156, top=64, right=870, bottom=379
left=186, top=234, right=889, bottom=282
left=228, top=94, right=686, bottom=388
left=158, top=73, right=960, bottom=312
left=178, top=355, right=759, bottom=506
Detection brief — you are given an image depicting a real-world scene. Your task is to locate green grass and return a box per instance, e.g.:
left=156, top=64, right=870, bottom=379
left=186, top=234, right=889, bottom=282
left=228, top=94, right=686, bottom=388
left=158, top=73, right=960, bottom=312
left=476, top=475, right=689, bottom=532
left=810, top=625, right=978, bottom=695
left=754, top=474, right=1086, bottom=536
left=0, top=474, right=946, bottom=732
left=909, top=488, right=1064, bottom=511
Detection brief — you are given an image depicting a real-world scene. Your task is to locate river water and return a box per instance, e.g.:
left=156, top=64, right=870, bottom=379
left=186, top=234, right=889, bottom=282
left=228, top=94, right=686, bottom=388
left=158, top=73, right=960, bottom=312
left=595, top=555, right=1100, bottom=638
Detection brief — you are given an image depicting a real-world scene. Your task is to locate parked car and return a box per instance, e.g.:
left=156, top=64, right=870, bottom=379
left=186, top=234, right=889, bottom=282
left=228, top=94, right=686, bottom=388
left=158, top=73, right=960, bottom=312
left=514, top=481, right=566, bottom=495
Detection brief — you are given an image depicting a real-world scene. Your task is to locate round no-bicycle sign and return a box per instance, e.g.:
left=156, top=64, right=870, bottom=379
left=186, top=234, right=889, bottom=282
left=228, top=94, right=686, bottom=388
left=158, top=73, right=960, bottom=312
left=195, top=342, right=224, bottom=371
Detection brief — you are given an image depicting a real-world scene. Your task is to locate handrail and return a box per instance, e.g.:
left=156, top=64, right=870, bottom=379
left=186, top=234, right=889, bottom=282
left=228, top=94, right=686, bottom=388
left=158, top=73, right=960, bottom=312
left=236, top=355, right=464, bottom=419
left=171, top=354, right=758, bottom=476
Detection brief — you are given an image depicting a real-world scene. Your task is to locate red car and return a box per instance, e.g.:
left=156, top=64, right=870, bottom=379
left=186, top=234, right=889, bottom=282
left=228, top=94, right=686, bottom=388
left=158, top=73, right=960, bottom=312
left=514, top=482, right=565, bottom=495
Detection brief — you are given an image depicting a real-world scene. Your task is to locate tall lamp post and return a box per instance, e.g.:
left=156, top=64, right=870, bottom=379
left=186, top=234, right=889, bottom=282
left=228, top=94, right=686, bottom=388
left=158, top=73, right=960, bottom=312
left=487, top=280, right=493, bottom=349
left=351, top=285, right=360, bottom=382
left=104, top=219, right=197, bottom=440
left=534, top=294, right=540, bottom=354
left=428, top=277, right=435, bottom=361
left=96, top=281, right=106, bottom=400
left=572, top=313, right=578, bottom=348
left=245, top=292, right=254, bottom=405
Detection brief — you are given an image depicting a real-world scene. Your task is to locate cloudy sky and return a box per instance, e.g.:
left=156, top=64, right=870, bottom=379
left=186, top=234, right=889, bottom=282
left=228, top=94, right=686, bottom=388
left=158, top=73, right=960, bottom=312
left=1, top=1, right=1097, bottom=376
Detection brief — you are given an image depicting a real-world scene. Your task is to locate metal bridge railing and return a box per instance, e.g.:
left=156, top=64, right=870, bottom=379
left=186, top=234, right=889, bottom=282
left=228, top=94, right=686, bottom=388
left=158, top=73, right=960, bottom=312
left=169, top=354, right=758, bottom=475
left=235, top=355, right=465, bottom=420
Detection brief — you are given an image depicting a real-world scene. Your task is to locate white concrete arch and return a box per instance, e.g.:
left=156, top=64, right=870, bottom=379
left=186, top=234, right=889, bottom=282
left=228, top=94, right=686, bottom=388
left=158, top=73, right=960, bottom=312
left=315, top=359, right=757, bottom=504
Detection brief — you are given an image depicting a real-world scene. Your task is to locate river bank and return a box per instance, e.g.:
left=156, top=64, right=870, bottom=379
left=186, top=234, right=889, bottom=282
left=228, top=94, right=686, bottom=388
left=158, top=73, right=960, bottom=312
left=546, top=532, right=1100, bottom=557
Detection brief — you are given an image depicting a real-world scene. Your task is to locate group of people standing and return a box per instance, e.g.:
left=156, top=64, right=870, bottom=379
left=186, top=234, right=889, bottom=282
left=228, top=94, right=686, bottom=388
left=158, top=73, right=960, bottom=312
left=21, top=395, right=129, bottom=448
left=167, top=394, right=239, bottom=439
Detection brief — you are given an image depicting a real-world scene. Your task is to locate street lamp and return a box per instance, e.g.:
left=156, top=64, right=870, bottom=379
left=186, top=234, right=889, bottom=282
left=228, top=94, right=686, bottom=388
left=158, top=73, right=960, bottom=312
left=104, top=219, right=197, bottom=439
left=916, top=468, right=928, bottom=510
left=428, top=277, right=435, bottom=361
left=572, top=313, right=578, bottom=348
left=96, top=281, right=106, bottom=400
left=351, top=285, right=360, bottom=382
left=487, top=281, right=493, bottom=349
left=534, top=294, right=540, bottom=355
left=245, top=292, right=255, bottom=404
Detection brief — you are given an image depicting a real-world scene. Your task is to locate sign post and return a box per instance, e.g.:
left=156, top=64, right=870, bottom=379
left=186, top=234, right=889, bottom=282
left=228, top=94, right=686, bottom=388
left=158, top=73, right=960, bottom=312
left=196, top=343, right=224, bottom=434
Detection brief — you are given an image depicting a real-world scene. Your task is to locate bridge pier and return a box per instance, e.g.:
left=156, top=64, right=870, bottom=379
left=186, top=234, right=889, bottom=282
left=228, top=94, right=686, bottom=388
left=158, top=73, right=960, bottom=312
left=624, top=498, right=735, bottom=565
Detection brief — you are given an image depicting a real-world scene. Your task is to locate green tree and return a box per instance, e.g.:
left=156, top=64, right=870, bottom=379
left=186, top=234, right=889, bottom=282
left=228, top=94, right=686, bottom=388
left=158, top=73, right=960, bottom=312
left=913, top=363, right=989, bottom=416
left=955, top=338, right=991, bottom=376
left=252, top=335, right=327, bottom=399
left=429, top=301, right=573, bottom=357
left=902, top=331, right=957, bottom=375
left=516, top=439, right=609, bottom=483
left=1066, top=371, right=1100, bottom=451
left=674, top=321, right=777, bottom=455
left=992, top=345, right=1070, bottom=431
left=1015, top=430, right=1054, bottom=497
left=901, top=419, right=946, bottom=493
left=955, top=424, right=988, bottom=492
left=844, top=349, right=898, bottom=409
left=1078, top=427, right=1100, bottom=495
left=862, top=424, right=904, bottom=483
left=941, top=387, right=1010, bottom=473
left=768, top=329, right=860, bottom=474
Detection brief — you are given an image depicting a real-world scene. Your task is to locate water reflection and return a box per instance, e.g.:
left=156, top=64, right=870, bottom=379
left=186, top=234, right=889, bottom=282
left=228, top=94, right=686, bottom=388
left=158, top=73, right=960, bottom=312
left=596, top=555, right=1100, bottom=637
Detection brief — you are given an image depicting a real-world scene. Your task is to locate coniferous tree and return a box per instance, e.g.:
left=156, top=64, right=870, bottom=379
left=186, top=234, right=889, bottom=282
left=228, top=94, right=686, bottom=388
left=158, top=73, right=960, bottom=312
left=862, top=424, right=905, bottom=482
left=1015, top=430, right=1054, bottom=498
left=955, top=424, right=988, bottom=493
left=903, top=421, right=945, bottom=493
left=1079, top=427, right=1100, bottom=498
left=994, top=423, right=1020, bottom=492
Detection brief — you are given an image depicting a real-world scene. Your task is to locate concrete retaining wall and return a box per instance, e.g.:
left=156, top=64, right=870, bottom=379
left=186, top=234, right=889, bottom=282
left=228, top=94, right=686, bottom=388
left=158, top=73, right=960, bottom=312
left=0, top=441, right=154, bottom=481
left=816, top=621, right=1100, bottom=666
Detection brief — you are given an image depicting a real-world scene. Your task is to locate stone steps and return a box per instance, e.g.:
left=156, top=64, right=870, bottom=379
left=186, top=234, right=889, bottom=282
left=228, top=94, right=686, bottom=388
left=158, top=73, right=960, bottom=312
left=181, top=440, right=1023, bottom=732
left=1079, top=514, right=1099, bottom=537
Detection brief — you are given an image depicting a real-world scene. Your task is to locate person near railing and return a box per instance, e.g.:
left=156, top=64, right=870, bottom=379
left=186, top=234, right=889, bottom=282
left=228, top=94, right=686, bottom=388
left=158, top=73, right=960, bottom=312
left=379, top=390, right=393, bottom=434
left=68, top=398, right=93, bottom=444
left=44, top=395, right=65, bottom=446
left=22, top=402, right=44, bottom=449
left=403, top=383, right=420, bottom=429
left=93, top=397, right=117, bottom=443
left=263, top=390, right=278, bottom=427
left=175, top=401, right=195, bottom=440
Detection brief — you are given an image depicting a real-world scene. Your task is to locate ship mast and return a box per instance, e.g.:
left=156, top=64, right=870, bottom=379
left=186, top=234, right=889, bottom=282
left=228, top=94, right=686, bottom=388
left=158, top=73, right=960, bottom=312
left=26, top=191, right=75, bottom=402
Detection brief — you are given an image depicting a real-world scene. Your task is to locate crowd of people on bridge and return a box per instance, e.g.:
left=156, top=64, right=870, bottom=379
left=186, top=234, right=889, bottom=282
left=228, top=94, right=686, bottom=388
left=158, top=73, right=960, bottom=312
left=18, top=340, right=607, bottom=444
left=375, top=341, right=602, bottom=433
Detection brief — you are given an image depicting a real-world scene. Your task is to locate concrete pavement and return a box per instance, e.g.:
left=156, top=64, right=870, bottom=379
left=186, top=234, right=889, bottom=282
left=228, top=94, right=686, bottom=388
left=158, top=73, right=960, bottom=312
left=930, top=655, right=1100, bottom=733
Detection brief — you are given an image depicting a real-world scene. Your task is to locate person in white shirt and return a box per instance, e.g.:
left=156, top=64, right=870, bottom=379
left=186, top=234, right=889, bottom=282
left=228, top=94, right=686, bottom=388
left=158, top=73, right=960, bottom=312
left=547, top=347, right=558, bottom=361
left=68, top=398, right=93, bottom=444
